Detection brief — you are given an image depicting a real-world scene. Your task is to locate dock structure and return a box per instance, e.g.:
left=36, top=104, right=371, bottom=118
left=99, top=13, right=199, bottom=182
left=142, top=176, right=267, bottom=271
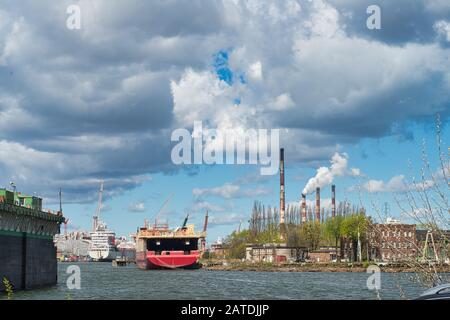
left=0, top=189, right=65, bottom=291
left=112, top=258, right=133, bottom=267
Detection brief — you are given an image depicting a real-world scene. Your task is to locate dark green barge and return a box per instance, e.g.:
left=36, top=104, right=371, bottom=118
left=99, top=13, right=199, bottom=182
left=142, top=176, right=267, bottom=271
left=0, top=188, right=65, bottom=291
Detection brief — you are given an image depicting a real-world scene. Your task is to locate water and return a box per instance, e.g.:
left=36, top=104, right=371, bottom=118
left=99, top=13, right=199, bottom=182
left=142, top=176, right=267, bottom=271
left=8, top=262, right=428, bottom=300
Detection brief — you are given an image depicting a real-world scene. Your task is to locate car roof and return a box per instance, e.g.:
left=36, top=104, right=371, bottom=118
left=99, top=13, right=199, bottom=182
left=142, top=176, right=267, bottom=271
left=420, top=283, right=450, bottom=296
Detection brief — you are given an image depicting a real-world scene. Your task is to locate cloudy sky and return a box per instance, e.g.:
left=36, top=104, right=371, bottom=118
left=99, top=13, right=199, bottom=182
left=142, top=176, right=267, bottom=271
left=0, top=0, right=449, bottom=242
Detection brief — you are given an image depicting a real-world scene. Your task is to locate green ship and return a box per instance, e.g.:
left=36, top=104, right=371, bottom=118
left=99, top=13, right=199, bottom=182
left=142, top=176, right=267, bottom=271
left=0, top=187, right=65, bottom=291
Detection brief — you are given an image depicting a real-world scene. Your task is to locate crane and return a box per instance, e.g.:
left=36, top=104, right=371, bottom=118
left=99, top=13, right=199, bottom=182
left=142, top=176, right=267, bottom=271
left=182, top=213, right=190, bottom=229
left=236, top=220, right=242, bottom=233
left=63, top=218, right=70, bottom=237
left=93, top=181, right=104, bottom=231
left=154, top=193, right=174, bottom=226
left=200, top=210, right=209, bottom=253
left=203, top=210, right=209, bottom=233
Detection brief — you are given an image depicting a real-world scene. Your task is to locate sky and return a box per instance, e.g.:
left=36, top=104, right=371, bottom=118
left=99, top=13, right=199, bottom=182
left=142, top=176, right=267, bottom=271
left=0, top=0, right=449, bottom=243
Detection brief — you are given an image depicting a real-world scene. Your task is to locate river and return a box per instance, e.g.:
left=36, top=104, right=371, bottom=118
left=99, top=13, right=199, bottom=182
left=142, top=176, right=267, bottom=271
left=9, top=262, right=429, bottom=300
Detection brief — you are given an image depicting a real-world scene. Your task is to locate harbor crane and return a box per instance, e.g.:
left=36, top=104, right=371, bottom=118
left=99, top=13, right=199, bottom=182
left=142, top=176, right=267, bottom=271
left=93, top=181, right=104, bottom=231
left=154, top=193, right=174, bottom=227
left=63, top=218, right=70, bottom=237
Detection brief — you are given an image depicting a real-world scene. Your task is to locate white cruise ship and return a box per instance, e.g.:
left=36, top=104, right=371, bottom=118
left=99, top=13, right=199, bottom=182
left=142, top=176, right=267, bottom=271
left=88, top=182, right=117, bottom=261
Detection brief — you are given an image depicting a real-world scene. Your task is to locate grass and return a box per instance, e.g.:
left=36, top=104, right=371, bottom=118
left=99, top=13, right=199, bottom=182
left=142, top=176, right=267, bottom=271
left=2, top=277, right=14, bottom=300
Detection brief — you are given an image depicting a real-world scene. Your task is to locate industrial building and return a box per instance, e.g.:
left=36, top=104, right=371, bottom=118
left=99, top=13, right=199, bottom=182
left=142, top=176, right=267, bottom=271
left=245, top=243, right=307, bottom=263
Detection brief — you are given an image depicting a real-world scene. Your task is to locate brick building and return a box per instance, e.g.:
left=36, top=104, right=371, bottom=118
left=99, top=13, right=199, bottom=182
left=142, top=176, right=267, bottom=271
left=308, top=248, right=337, bottom=263
left=368, top=218, right=417, bottom=262
left=209, top=239, right=226, bottom=259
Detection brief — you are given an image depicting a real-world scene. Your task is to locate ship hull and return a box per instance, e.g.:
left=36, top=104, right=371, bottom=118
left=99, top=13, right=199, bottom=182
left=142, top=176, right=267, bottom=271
left=136, top=250, right=201, bottom=270
left=0, top=232, right=57, bottom=291
left=88, top=249, right=117, bottom=262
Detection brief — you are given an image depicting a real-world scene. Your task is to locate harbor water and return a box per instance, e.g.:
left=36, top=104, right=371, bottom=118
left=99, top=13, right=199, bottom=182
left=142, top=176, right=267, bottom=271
left=7, top=262, right=429, bottom=300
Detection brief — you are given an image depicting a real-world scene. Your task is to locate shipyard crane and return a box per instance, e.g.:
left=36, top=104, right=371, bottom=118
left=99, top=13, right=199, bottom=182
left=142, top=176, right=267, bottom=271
left=59, top=188, right=63, bottom=214
left=154, top=193, right=174, bottom=226
left=182, top=213, right=190, bottom=229
left=235, top=220, right=242, bottom=233
left=58, top=187, right=69, bottom=237
left=93, top=181, right=104, bottom=231
left=200, top=210, right=209, bottom=253
left=203, top=210, right=209, bottom=233
left=63, top=218, right=70, bottom=237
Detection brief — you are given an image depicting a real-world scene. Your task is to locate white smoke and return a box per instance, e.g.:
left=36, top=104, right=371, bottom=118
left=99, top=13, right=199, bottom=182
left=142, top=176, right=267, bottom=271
left=302, top=152, right=359, bottom=195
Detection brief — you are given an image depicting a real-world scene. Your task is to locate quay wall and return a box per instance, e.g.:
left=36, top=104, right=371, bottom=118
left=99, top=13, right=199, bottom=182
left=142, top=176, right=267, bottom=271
left=0, top=231, right=57, bottom=291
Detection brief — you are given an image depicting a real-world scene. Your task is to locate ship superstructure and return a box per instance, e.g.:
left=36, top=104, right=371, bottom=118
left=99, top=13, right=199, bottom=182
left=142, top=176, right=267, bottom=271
left=88, top=182, right=117, bottom=261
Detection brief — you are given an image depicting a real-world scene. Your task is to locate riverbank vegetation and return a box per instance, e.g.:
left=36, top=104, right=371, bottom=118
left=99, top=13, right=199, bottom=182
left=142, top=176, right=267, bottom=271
left=222, top=205, right=370, bottom=262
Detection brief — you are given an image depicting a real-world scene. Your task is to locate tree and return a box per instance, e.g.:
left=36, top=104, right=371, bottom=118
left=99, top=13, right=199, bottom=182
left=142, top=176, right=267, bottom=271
left=324, top=215, right=344, bottom=262
left=341, top=213, right=368, bottom=262
left=300, top=221, right=322, bottom=251
left=224, top=230, right=250, bottom=259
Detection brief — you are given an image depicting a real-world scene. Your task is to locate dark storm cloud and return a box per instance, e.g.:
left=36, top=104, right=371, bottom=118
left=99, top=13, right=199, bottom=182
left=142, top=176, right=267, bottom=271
left=1, top=0, right=450, bottom=202
left=0, top=0, right=226, bottom=200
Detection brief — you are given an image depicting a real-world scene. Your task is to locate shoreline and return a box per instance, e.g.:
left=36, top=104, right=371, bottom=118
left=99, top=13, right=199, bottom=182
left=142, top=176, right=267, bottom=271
left=202, top=261, right=450, bottom=273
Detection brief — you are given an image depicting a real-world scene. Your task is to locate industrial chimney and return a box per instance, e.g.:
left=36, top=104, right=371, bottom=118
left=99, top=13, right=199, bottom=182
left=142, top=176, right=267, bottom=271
left=331, top=185, right=336, bottom=218
left=279, top=148, right=285, bottom=226
left=315, top=187, right=320, bottom=222
left=301, top=193, right=307, bottom=223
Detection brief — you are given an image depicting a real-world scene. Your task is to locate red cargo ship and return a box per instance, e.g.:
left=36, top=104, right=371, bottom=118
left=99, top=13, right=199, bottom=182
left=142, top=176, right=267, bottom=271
left=136, top=213, right=208, bottom=270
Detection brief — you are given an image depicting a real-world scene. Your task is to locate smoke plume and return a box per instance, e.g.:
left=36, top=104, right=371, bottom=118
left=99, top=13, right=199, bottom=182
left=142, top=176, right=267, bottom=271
left=302, top=152, right=356, bottom=195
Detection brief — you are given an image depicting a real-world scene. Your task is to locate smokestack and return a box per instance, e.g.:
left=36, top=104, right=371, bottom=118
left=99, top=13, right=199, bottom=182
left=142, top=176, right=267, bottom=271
left=301, top=193, right=307, bottom=223
left=315, top=187, right=320, bottom=222
left=279, top=148, right=285, bottom=225
left=331, top=185, right=336, bottom=218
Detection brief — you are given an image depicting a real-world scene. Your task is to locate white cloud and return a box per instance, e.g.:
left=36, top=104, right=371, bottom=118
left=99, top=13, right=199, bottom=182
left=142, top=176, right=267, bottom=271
left=128, top=202, right=146, bottom=213
left=208, top=213, right=245, bottom=227
left=193, top=182, right=270, bottom=199
left=303, top=0, right=343, bottom=38
left=247, top=61, right=262, bottom=80
left=190, top=201, right=225, bottom=213
left=268, top=93, right=295, bottom=111
left=434, top=20, right=450, bottom=42
left=193, top=183, right=240, bottom=199
left=362, top=179, right=386, bottom=193
left=361, top=174, right=435, bottom=193
left=350, top=168, right=364, bottom=177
